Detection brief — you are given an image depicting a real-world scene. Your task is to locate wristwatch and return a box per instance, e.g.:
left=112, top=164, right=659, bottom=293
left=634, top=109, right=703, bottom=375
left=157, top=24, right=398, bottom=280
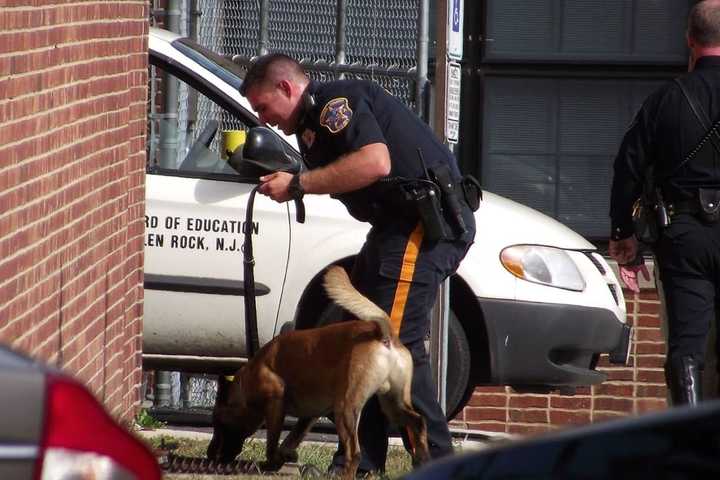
left=288, top=173, right=305, bottom=200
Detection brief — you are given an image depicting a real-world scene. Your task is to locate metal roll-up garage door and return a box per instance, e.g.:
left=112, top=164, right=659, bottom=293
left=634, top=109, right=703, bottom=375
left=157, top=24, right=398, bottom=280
left=460, top=0, right=695, bottom=239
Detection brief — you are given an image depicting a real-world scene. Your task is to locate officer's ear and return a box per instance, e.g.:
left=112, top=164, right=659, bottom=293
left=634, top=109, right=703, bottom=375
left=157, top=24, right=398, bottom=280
left=276, top=79, right=294, bottom=99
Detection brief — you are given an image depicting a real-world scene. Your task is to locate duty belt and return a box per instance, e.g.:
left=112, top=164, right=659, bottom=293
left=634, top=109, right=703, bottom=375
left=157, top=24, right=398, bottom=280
left=667, top=199, right=700, bottom=217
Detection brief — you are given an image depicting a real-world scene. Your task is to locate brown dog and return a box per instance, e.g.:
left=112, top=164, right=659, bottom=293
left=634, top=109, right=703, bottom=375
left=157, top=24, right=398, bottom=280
left=206, top=265, right=430, bottom=478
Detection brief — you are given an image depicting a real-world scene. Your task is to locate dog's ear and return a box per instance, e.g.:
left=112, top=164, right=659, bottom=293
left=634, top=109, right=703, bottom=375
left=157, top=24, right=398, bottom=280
left=217, top=368, right=245, bottom=398
left=215, top=369, right=247, bottom=408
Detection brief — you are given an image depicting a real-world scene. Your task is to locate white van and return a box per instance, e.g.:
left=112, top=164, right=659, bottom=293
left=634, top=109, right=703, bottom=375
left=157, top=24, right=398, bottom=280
left=144, top=27, right=630, bottom=417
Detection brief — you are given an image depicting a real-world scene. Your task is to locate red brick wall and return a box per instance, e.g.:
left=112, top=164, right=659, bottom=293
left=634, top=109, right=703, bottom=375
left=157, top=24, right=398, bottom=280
left=453, top=285, right=669, bottom=435
left=0, top=1, right=149, bottom=423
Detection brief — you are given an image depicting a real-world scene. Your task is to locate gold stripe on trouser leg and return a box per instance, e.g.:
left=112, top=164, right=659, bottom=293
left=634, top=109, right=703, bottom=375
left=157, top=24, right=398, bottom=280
left=389, top=223, right=425, bottom=337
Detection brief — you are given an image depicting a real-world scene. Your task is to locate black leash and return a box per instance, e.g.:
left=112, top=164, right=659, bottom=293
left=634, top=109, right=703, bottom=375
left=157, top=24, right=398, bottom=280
left=243, top=185, right=305, bottom=358
left=243, top=185, right=261, bottom=357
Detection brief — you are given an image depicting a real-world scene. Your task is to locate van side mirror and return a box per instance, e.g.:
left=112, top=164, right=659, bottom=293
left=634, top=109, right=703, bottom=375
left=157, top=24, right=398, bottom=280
left=228, top=126, right=301, bottom=175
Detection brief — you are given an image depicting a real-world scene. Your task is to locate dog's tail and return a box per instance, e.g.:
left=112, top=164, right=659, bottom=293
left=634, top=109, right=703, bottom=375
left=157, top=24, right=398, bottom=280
left=323, top=265, right=392, bottom=340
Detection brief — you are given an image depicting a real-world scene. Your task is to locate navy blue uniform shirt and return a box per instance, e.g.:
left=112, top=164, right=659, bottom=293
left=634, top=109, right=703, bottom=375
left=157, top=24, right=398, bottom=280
left=610, top=56, right=720, bottom=240
left=296, top=79, right=462, bottom=224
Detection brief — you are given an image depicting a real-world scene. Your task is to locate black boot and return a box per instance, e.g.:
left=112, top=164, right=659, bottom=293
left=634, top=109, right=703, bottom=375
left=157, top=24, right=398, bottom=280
left=665, top=356, right=703, bottom=406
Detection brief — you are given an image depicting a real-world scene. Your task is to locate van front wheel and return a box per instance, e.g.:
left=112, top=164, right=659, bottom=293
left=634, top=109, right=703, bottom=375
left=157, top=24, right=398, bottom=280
left=444, top=310, right=472, bottom=419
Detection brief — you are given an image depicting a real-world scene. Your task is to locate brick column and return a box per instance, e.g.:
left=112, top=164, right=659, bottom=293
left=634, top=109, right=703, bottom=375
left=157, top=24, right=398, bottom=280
left=0, top=1, right=149, bottom=423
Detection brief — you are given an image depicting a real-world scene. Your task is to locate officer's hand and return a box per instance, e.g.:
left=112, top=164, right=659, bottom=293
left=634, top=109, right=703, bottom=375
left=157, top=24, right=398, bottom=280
left=259, top=172, right=293, bottom=203
left=608, top=237, right=638, bottom=265
left=610, top=237, right=650, bottom=293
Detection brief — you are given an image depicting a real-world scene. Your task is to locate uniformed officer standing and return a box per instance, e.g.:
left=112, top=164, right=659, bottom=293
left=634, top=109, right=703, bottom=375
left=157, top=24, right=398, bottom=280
left=240, top=54, right=476, bottom=473
left=609, top=0, right=720, bottom=406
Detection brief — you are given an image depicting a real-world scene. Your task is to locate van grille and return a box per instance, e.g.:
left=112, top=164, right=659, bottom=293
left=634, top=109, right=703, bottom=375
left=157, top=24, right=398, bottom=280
left=607, top=283, right=619, bottom=305
left=584, top=252, right=620, bottom=306
left=584, top=252, right=606, bottom=275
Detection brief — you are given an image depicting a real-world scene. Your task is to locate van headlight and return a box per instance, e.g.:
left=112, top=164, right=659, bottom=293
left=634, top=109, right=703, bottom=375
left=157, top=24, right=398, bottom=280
left=500, top=245, right=586, bottom=292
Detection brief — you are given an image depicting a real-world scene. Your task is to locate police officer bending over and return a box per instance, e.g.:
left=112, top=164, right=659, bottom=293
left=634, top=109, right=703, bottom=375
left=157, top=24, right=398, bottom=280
left=240, top=54, right=477, bottom=473
left=609, top=0, right=720, bottom=406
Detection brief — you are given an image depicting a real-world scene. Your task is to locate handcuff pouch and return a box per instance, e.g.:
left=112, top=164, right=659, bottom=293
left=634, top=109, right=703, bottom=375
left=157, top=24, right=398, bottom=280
left=698, top=188, right=720, bottom=223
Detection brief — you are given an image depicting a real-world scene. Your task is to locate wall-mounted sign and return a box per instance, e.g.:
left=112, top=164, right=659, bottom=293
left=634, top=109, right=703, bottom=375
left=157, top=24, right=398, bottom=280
left=448, top=0, right=464, bottom=61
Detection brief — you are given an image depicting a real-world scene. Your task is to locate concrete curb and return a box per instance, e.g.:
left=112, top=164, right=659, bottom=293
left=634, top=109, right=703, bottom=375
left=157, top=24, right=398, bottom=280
left=138, top=425, right=514, bottom=452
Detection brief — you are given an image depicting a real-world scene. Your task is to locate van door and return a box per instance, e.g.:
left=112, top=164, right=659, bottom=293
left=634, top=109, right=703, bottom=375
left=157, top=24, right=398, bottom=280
left=144, top=64, right=291, bottom=360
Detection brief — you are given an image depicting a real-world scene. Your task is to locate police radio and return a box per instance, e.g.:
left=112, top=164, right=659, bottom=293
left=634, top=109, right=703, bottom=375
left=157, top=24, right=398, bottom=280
left=303, top=91, right=316, bottom=112
left=402, top=149, right=451, bottom=242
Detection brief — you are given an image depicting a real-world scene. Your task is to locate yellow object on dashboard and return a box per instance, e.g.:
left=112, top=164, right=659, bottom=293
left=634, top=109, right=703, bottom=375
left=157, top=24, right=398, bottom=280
left=222, top=129, right=246, bottom=159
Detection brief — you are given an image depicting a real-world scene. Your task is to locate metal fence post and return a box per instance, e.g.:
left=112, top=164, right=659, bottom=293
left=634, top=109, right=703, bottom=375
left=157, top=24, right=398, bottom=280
left=258, top=0, right=270, bottom=56
left=335, top=0, right=347, bottom=80
left=415, top=0, right=429, bottom=117
left=155, top=371, right=173, bottom=408
left=181, top=372, right=192, bottom=409
left=157, top=0, right=181, bottom=169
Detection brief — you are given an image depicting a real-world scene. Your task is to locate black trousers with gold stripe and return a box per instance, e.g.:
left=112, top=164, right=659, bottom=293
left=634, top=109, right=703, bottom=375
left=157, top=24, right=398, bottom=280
left=332, top=211, right=475, bottom=473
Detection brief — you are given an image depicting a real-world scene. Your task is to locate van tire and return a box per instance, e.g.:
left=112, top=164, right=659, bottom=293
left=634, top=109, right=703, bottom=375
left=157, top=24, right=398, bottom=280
left=445, top=311, right=472, bottom=419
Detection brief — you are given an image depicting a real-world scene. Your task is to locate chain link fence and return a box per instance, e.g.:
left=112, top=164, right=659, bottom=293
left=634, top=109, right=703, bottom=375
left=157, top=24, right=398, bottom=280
left=143, top=371, right=219, bottom=411
left=191, top=0, right=420, bottom=109
left=147, top=0, right=426, bottom=413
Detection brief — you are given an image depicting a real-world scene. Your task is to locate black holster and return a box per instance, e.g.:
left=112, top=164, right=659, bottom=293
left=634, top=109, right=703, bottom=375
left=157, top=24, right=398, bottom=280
left=460, top=175, right=482, bottom=212
left=377, top=166, right=481, bottom=243
left=632, top=186, right=669, bottom=245
left=428, top=164, right=469, bottom=238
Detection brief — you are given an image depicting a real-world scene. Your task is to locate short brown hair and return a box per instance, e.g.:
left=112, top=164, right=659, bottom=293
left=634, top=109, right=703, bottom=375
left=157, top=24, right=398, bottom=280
left=240, top=53, right=306, bottom=96
left=688, top=0, right=720, bottom=47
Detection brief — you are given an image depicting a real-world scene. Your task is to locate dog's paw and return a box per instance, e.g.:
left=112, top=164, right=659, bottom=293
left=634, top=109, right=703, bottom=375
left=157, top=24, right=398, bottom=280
left=259, top=460, right=282, bottom=472
left=279, top=446, right=299, bottom=463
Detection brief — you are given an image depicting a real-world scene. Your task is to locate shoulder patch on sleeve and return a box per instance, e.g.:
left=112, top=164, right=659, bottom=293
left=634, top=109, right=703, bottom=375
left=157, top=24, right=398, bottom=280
left=319, top=97, right=353, bottom=134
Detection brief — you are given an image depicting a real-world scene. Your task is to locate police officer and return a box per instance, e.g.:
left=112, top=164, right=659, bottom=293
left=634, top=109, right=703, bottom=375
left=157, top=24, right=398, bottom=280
left=609, top=0, right=720, bottom=406
left=240, top=54, right=476, bottom=473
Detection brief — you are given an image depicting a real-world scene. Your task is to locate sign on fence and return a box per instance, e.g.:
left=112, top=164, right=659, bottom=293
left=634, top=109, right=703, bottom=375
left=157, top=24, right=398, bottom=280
left=448, top=0, right=464, bottom=61
left=445, top=61, right=461, bottom=143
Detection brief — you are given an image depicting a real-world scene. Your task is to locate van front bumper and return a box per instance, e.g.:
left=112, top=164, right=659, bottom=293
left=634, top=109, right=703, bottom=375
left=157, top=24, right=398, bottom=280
left=478, top=298, right=631, bottom=388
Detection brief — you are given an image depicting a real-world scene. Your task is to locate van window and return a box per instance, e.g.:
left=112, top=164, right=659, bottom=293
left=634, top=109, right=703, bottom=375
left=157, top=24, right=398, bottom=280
left=147, top=65, right=251, bottom=175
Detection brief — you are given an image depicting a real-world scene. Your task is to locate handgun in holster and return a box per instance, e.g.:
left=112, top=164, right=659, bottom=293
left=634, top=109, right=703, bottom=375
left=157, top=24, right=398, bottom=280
left=427, top=164, right=468, bottom=238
